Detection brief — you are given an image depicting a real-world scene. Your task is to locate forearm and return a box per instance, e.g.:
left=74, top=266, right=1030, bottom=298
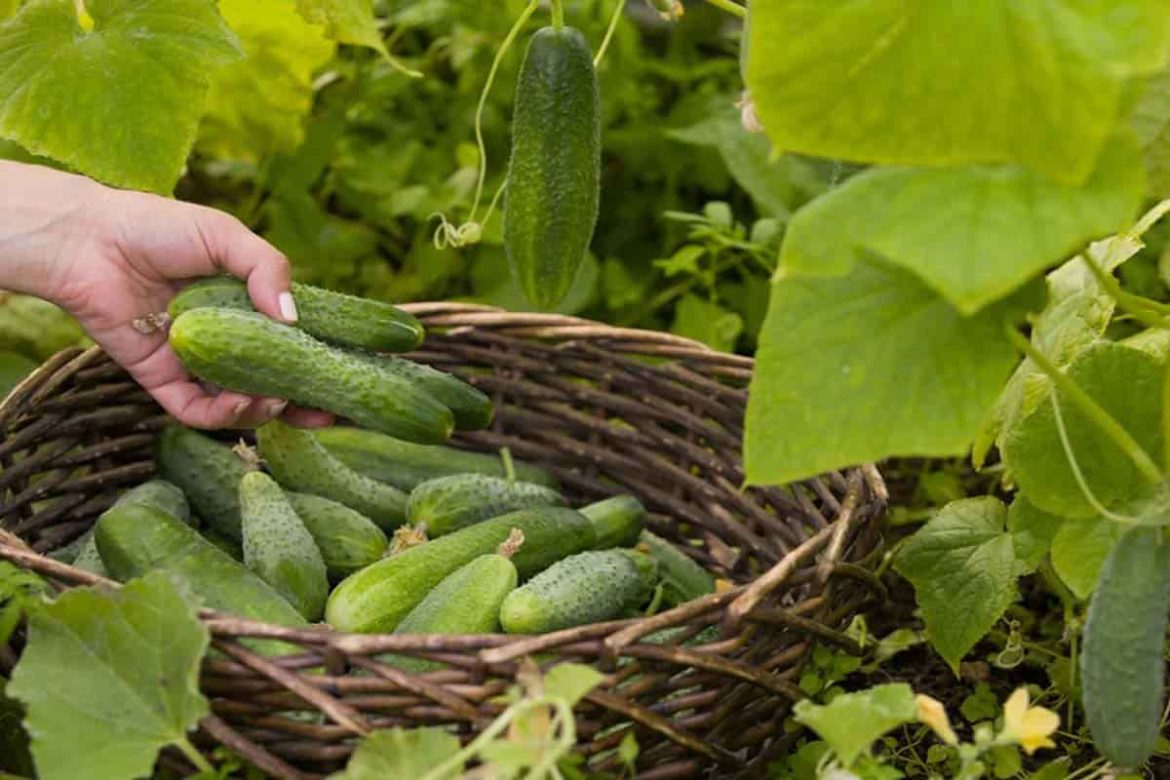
left=0, top=161, right=108, bottom=303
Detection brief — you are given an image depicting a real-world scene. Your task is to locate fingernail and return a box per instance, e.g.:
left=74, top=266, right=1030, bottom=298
left=268, top=399, right=288, bottom=418
left=232, top=398, right=251, bottom=418
left=279, top=292, right=298, bottom=323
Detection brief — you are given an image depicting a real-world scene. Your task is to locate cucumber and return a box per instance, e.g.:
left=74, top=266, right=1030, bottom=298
left=257, top=420, right=407, bottom=531
left=94, top=504, right=307, bottom=631
left=389, top=531, right=524, bottom=670
left=168, top=275, right=425, bottom=353
left=114, top=479, right=191, bottom=523
left=351, top=352, right=493, bottom=430
left=636, top=531, right=715, bottom=606
left=504, top=25, right=600, bottom=309
left=1080, top=525, right=1170, bottom=769
left=326, top=506, right=596, bottom=633
left=285, top=492, right=388, bottom=579
left=156, top=426, right=249, bottom=540
left=239, top=472, right=329, bottom=620
left=313, top=426, right=557, bottom=490
left=202, top=527, right=243, bottom=561
left=407, top=474, right=563, bottom=537
left=500, top=549, right=657, bottom=634
left=169, top=308, right=454, bottom=443
left=0, top=351, right=35, bottom=397
left=579, top=495, right=645, bottom=549
left=74, top=479, right=193, bottom=577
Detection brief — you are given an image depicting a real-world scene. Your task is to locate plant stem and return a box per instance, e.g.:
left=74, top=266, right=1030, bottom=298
left=176, top=737, right=214, bottom=774
left=1080, top=252, right=1170, bottom=328
left=468, top=0, right=540, bottom=225
left=500, top=447, right=516, bottom=484
left=551, top=0, right=565, bottom=28
left=1005, top=325, right=1164, bottom=486
left=594, top=0, right=627, bottom=66
left=702, top=0, right=746, bottom=18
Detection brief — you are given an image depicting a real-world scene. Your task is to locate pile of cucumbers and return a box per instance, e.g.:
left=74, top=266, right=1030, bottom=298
left=53, top=281, right=717, bottom=659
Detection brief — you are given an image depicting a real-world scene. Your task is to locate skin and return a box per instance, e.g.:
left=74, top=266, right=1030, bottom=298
left=0, top=161, right=333, bottom=429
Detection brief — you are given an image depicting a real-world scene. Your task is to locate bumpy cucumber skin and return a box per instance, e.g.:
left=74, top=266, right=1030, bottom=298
left=637, top=531, right=715, bottom=606
left=351, top=352, right=493, bottom=430
left=1080, top=526, right=1170, bottom=769
left=407, top=474, right=564, bottom=536
left=74, top=479, right=195, bottom=577
left=500, top=549, right=657, bottom=634
left=578, top=495, right=645, bottom=549
left=504, top=26, right=600, bottom=309
left=286, top=492, right=388, bottom=579
left=240, top=472, right=329, bottom=620
left=156, top=426, right=249, bottom=540
left=314, top=426, right=557, bottom=490
left=326, top=507, right=596, bottom=633
left=258, top=420, right=407, bottom=531
left=388, top=553, right=518, bottom=671
left=169, top=308, right=453, bottom=444
left=94, top=504, right=307, bottom=630
left=168, top=276, right=425, bottom=353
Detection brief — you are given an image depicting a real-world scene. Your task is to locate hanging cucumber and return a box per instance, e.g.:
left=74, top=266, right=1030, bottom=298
left=503, top=25, right=600, bottom=309
left=407, top=474, right=564, bottom=537
left=257, top=419, right=407, bottom=531
left=500, top=548, right=657, bottom=634
left=313, top=426, right=558, bottom=490
left=169, top=308, right=454, bottom=443
left=285, top=492, right=388, bottom=579
left=1080, top=525, right=1170, bottom=769
left=156, top=426, right=249, bottom=540
left=168, top=276, right=425, bottom=353
left=239, top=472, right=329, bottom=620
left=325, top=506, right=596, bottom=633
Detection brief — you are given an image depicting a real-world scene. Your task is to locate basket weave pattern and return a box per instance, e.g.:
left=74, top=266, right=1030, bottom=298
left=0, top=303, right=887, bottom=779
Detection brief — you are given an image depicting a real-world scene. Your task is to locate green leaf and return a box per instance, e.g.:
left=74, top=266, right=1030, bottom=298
left=8, top=572, right=210, bottom=780
left=744, top=257, right=1035, bottom=485
left=0, top=681, right=32, bottom=777
left=1002, top=342, right=1164, bottom=518
left=1006, top=496, right=1063, bottom=575
left=617, top=731, right=639, bottom=770
left=1132, top=65, right=1170, bottom=197
left=0, top=560, right=50, bottom=647
left=197, top=0, right=334, bottom=162
left=295, top=0, right=385, bottom=54
left=990, top=745, right=1023, bottom=778
left=960, top=682, right=1001, bottom=724
left=894, top=497, right=1023, bottom=670
left=667, top=105, right=829, bottom=218
left=1050, top=515, right=1125, bottom=599
left=972, top=236, right=1139, bottom=466
left=670, top=294, right=743, bottom=353
left=329, top=727, right=462, bottom=780
left=745, top=0, right=1170, bottom=183
left=0, top=0, right=241, bottom=193
left=779, top=135, right=1144, bottom=314
left=541, top=663, right=604, bottom=707
left=792, top=683, right=917, bottom=767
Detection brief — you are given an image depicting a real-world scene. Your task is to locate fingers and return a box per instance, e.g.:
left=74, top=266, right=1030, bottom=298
left=281, top=406, right=335, bottom=428
left=187, top=206, right=295, bottom=323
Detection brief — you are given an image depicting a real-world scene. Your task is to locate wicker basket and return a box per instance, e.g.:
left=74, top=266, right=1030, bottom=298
left=0, top=303, right=887, bottom=779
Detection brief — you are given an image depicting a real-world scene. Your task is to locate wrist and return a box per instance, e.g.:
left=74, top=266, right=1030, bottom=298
left=0, top=162, right=113, bottom=303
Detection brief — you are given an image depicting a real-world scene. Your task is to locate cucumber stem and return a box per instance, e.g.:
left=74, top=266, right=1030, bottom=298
left=703, top=0, right=746, bottom=18
left=1005, top=325, right=1164, bottom=487
left=497, top=527, right=526, bottom=558
left=232, top=440, right=263, bottom=472
left=593, top=0, right=627, bottom=67
left=500, top=446, right=517, bottom=484
left=550, top=0, right=565, bottom=28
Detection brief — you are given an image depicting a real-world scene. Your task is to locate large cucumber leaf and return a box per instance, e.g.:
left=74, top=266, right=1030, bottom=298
left=0, top=0, right=241, bottom=193
left=744, top=0, right=1170, bottom=184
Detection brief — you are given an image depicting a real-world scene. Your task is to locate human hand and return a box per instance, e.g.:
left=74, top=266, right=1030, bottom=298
left=0, top=162, right=333, bottom=429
